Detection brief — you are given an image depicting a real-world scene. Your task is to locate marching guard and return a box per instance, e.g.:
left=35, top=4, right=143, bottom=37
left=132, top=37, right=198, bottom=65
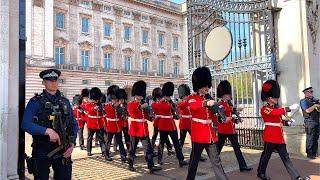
left=78, top=88, right=90, bottom=150
left=257, top=80, right=310, bottom=180
left=152, top=82, right=187, bottom=166
left=103, top=86, right=127, bottom=162
left=216, top=80, right=252, bottom=172
left=83, top=87, right=108, bottom=159
left=127, top=80, right=162, bottom=173
left=186, top=67, right=228, bottom=180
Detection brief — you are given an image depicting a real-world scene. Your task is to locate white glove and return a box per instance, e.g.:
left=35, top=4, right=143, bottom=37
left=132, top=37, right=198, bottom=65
left=289, top=103, right=299, bottom=110
left=287, top=119, right=296, bottom=126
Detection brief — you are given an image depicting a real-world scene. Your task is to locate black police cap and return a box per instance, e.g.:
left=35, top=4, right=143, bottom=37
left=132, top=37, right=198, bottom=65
left=302, top=87, right=312, bottom=93
left=39, top=69, right=61, bottom=80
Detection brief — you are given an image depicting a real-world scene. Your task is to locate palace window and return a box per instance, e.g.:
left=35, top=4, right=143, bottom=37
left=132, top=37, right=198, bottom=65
left=55, top=47, right=64, bottom=65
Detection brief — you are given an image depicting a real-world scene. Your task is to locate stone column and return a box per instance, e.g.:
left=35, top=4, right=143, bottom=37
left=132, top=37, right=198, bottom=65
left=0, top=0, right=20, bottom=179
left=133, top=11, right=141, bottom=71
left=113, top=6, right=123, bottom=70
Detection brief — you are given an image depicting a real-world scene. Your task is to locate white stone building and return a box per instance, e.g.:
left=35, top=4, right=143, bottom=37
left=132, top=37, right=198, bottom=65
left=26, top=0, right=188, bottom=101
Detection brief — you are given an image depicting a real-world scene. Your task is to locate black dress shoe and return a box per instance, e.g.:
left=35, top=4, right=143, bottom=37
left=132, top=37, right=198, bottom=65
left=200, top=156, right=207, bottom=162
left=307, top=154, right=316, bottom=159
left=296, top=176, right=311, bottom=180
left=87, top=152, right=92, bottom=156
left=121, top=157, right=127, bottom=163
left=257, top=173, right=271, bottom=180
left=80, top=145, right=86, bottom=150
left=153, top=152, right=158, bottom=157
left=179, top=160, right=188, bottom=167
left=105, top=155, right=113, bottom=161
left=128, top=166, right=135, bottom=171
left=149, top=166, right=162, bottom=173
left=240, top=166, right=253, bottom=172
left=167, top=149, right=175, bottom=156
left=158, top=161, right=163, bottom=165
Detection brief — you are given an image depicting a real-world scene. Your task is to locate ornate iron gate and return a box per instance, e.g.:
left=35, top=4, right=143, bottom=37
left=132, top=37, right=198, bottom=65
left=187, top=0, right=277, bottom=149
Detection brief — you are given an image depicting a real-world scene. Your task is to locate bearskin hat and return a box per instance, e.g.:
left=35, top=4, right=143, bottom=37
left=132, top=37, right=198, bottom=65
left=117, top=89, right=128, bottom=100
left=89, top=87, right=102, bottom=100
left=192, top=66, right=212, bottom=92
left=81, top=88, right=90, bottom=98
left=217, top=80, right=232, bottom=98
left=132, top=80, right=147, bottom=98
left=72, top=94, right=82, bottom=105
left=162, top=82, right=174, bottom=97
left=178, top=84, right=191, bottom=99
left=152, top=87, right=162, bottom=101
left=261, top=80, right=280, bottom=101
left=107, top=85, right=120, bottom=100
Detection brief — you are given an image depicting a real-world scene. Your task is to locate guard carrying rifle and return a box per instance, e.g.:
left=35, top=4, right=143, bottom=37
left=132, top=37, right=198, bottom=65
left=186, top=67, right=228, bottom=180
left=21, top=69, right=78, bottom=180
left=300, top=87, right=320, bottom=159
left=216, top=80, right=252, bottom=172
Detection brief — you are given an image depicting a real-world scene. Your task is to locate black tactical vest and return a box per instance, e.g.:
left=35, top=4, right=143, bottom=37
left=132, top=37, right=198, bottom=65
left=300, top=98, right=320, bottom=121
left=32, top=90, right=72, bottom=141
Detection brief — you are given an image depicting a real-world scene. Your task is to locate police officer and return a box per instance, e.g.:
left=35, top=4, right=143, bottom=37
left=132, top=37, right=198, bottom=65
left=186, top=67, right=228, bottom=180
left=300, top=87, right=320, bottom=159
left=152, top=82, right=187, bottom=167
left=257, top=80, right=310, bottom=180
left=21, top=69, right=78, bottom=180
left=216, top=80, right=252, bottom=172
left=127, top=80, right=162, bottom=173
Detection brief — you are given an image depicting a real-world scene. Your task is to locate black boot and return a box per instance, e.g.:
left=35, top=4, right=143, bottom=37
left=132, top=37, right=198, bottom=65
left=121, top=156, right=127, bottom=163
left=179, top=160, right=188, bottom=167
left=87, top=152, right=92, bottom=156
left=148, top=166, right=162, bottom=174
left=240, top=166, right=253, bottom=172
left=80, top=145, right=86, bottom=150
left=103, top=152, right=113, bottom=161
left=257, top=174, right=271, bottom=180
left=167, top=149, right=175, bottom=156
left=128, top=165, right=135, bottom=171
left=200, top=156, right=207, bottom=162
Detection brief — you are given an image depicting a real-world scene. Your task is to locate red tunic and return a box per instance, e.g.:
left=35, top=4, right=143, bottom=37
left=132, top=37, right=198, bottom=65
left=79, top=99, right=89, bottom=122
left=217, top=101, right=236, bottom=134
left=152, top=100, right=177, bottom=131
left=177, top=100, right=192, bottom=130
left=104, top=103, right=122, bottom=133
left=260, top=104, right=287, bottom=144
left=73, top=106, right=85, bottom=129
left=127, top=100, right=150, bottom=137
left=187, top=94, right=218, bottom=143
left=83, top=102, right=105, bottom=129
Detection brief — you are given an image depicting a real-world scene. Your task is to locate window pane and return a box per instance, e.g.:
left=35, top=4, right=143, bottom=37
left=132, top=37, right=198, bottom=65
left=82, top=18, right=89, bottom=33
left=159, top=34, right=164, bottom=47
left=104, top=53, right=111, bottom=70
left=124, top=26, right=131, bottom=41
left=104, top=23, right=111, bottom=37
left=142, top=30, right=148, bottom=44
left=159, top=60, right=164, bottom=74
left=142, top=59, right=148, bottom=72
left=82, top=50, right=89, bottom=67
left=55, top=47, right=64, bottom=65
left=173, top=36, right=178, bottom=50
left=56, top=13, right=64, bottom=29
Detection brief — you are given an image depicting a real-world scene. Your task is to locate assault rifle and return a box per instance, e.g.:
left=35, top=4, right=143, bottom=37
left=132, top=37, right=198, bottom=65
left=47, top=102, right=73, bottom=165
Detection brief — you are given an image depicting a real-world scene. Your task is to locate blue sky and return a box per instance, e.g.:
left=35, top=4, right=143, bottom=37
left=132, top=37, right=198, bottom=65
left=171, top=0, right=186, bottom=4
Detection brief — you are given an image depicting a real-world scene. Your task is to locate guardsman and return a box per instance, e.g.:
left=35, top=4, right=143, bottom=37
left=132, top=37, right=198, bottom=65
left=300, top=87, right=320, bottom=159
left=117, top=88, right=131, bottom=151
left=83, top=87, right=108, bottom=160
left=21, top=68, right=78, bottom=180
left=151, top=87, right=174, bottom=156
left=177, top=84, right=207, bottom=162
left=72, top=94, right=84, bottom=151
left=104, top=86, right=127, bottom=162
left=152, top=82, right=187, bottom=167
left=257, top=80, right=310, bottom=180
left=216, top=80, right=252, bottom=172
left=186, top=66, right=228, bottom=180
left=127, top=80, right=162, bottom=173
left=78, top=88, right=89, bottom=150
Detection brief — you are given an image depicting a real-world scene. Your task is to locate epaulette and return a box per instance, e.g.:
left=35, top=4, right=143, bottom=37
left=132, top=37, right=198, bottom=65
left=32, top=92, right=43, bottom=101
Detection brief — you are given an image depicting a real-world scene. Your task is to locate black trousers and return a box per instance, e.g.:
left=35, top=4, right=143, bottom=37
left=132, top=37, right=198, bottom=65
left=305, top=120, right=319, bottom=156
left=179, top=129, right=191, bottom=147
left=151, top=126, right=173, bottom=151
left=106, top=132, right=127, bottom=158
left=87, top=128, right=107, bottom=154
left=113, top=127, right=131, bottom=151
left=257, top=142, right=300, bottom=179
left=158, top=130, right=184, bottom=163
left=128, top=136, right=155, bottom=169
left=217, top=133, right=247, bottom=168
left=187, top=142, right=227, bottom=180
left=78, top=127, right=84, bottom=146
left=32, top=142, right=72, bottom=180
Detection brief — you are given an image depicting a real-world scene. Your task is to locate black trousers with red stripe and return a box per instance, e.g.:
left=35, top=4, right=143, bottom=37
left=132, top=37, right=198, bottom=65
left=257, top=142, right=300, bottom=179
